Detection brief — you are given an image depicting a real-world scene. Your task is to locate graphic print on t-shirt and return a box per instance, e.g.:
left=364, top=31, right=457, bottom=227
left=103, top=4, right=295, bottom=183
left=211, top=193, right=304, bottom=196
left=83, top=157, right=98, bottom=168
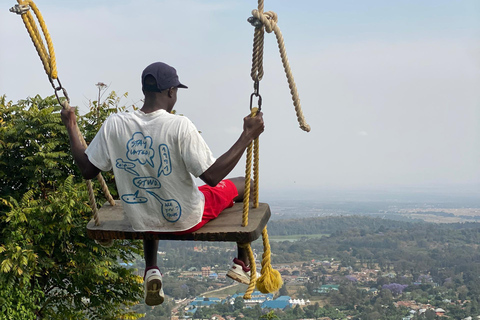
left=116, top=158, right=139, bottom=176
left=133, top=176, right=161, bottom=189
left=122, top=190, right=147, bottom=204
left=119, top=132, right=182, bottom=222
left=158, top=144, right=172, bottom=177
left=147, top=191, right=182, bottom=222
left=126, top=132, right=155, bottom=167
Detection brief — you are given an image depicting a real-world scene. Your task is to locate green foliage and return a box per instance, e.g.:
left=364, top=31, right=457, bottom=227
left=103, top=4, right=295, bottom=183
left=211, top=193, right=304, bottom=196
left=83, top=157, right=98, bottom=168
left=79, top=91, right=132, bottom=144
left=132, top=299, right=174, bottom=319
left=0, top=281, right=41, bottom=320
left=0, top=94, right=143, bottom=319
left=233, top=296, right=245, bottom=310
left=0, top=95, right=77, bottom=200
left=162, top=274, right=212, bottom=298
left=260, top=310, right=279, bottom=320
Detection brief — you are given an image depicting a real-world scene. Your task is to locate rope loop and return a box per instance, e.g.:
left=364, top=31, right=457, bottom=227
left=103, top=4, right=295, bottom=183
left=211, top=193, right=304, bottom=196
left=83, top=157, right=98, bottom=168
left=251, top=10, right=278, bottom=33
left=248, top=2, right=311, bottom=132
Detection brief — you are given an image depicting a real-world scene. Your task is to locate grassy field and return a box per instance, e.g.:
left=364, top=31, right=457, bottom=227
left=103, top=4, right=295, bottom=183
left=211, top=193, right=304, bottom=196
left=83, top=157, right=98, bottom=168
left=269, top=234, right=327, bottom=241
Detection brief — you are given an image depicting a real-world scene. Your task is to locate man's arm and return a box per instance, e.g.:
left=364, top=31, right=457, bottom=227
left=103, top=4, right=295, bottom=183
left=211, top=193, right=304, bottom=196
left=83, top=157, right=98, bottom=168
left=60, top=107, right=101, bottom=180
left=199, top=112, right=264, bottom=187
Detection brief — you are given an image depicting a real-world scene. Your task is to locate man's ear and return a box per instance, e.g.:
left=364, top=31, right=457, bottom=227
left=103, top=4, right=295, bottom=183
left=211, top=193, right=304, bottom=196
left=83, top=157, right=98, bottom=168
left=168, top=87, right=174, bottom=98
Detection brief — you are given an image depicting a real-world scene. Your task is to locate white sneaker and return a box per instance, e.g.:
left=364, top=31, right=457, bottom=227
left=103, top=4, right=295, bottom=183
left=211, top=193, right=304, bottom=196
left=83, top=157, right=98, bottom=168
left=227, top=258, right=259, bottom=285
left=144, top=268, right=164, bottom=306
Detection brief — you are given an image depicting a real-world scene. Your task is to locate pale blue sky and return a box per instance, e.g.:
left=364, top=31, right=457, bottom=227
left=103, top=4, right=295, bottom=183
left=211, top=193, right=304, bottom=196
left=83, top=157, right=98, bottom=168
left=1, top=0, right=480, bottom=197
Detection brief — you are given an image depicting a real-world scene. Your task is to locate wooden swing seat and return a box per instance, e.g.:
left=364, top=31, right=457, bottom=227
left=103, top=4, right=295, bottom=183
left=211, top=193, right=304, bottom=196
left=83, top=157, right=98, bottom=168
left=86, top=201, right=271, bottom=243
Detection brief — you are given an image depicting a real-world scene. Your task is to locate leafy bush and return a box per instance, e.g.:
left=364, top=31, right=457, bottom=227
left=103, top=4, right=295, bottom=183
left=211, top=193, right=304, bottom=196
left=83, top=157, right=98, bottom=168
left=0, top=94, right=143, bottom=319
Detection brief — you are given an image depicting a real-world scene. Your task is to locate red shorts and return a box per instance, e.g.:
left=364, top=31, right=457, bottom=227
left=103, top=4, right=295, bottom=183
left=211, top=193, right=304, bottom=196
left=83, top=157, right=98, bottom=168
left=175, top=179, right=238, bottom=234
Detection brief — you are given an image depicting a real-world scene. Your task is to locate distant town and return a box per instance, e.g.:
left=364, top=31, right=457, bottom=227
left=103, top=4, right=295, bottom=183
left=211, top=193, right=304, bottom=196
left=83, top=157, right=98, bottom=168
left=132, top=195, right=480, bottom=319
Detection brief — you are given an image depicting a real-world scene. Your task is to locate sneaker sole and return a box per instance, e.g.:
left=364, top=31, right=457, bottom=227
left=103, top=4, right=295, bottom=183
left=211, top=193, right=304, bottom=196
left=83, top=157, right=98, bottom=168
left=227, top=270, right=250, bottom=285
left=145, top=278, right=164, bottom=306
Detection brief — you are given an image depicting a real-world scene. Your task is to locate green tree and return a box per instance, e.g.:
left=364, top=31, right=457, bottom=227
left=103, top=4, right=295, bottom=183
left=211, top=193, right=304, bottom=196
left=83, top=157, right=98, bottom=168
left=278, top=284, right=289, bottom=296
left=0, top=95, right=75, bottom=200
left=193, top=307, right=204, bottom=319
left=0, top=94, right=143, bottom=319
left=234, top=296, right=245, bottom=310
left=292, top=304, right=304, bottom=318
left=260, top=310, right=279, bottom=320
left=423, top=309, right=437, bottom=320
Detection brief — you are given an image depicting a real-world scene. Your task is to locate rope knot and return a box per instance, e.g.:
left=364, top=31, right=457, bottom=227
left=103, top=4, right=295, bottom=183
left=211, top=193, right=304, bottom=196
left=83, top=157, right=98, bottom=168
left=251, top=9, right=278, bottom=33
left=250, top=3, right=311, bottom=133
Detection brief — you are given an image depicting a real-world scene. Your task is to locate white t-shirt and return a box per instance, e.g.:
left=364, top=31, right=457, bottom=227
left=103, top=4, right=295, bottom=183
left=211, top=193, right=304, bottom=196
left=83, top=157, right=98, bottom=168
left=85, top=109, right=216, bottom=232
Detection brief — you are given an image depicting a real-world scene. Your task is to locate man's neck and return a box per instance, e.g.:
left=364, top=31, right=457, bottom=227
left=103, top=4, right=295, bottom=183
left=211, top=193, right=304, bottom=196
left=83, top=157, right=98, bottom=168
left=141, top=104, right=168, bottom=114
left=141, top=95, right=170, bottom=114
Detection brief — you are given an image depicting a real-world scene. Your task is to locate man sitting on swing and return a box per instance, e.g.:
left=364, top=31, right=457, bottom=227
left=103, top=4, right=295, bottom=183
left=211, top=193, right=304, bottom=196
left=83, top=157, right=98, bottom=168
left=61, top=62, right=265, bottom=306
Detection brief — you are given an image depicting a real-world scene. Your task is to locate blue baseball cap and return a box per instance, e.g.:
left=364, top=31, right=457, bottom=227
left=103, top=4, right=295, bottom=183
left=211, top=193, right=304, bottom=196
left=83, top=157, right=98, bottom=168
left=141, top=62, right=188, bottom=92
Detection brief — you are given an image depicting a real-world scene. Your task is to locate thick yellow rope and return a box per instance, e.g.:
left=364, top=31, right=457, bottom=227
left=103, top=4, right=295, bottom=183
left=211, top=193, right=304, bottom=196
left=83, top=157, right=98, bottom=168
left=243, top=0, right=315, bottom=298
left=12, top=0, right=115, bottom=228
left=251, top=4, right=311, bottom=132
left=17, top=0, right=56, bottom=79
left=251, top=28, right=265, bottom=82
left=242, top=108, right=259, bottom=299
left=253, top=137, right=260, bottom=207
left=242, top=145, right=253, bottom=227
left=240, top=243, right=257, bottom=300
left=256, top=226, right=282, bottom=293
left=242, top=108, right=260, bottom=228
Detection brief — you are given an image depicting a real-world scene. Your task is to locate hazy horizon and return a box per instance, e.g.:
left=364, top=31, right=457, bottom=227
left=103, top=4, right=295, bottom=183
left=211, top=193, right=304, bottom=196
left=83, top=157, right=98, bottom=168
left=262, top=183, right=480, bottom=204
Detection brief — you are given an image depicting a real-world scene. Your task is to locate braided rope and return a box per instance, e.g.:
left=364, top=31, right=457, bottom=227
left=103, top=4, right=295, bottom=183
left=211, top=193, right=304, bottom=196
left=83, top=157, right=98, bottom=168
left=97, top=174, right=115, bottom=206
left=256, top=226, right=283, bottom=293
left=250, top=0, right=264, bottom=82
left=253, top=138, right=260, bottom=207
left=85, top=180, right=98, bottom=225
left=250, top=8, right=311, bottom=132
left=242, top=0, right=307, bottom=299
left=18, top=0, right=56, bottom=79
left=272, top=24, right=311, bottom=132
left=257, top=0, right=264, bottom=12
left=240, top=243, right=257, bottom=299
left=242, top=141, right=253, bottom=228
left=242, top=107, right=259, bottom=227
left=13, top=1, right=115, bottom=227
left=241, top=107, right=260, bottom=299
left=250, top=28, right=265, bottom=82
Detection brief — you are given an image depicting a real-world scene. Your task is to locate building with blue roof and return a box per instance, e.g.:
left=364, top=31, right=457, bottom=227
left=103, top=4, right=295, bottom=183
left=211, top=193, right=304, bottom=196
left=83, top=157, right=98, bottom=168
left=261, top=296, right=292, bottom=310
left=186, top=293, right=292, bottom=313
left=190, top=297, right=222, bottom=307
left=226, top=291, right=274, bottom=308
left=185, top=297, right=223, bottom=314
left=185, top=307, right=197, bottom=315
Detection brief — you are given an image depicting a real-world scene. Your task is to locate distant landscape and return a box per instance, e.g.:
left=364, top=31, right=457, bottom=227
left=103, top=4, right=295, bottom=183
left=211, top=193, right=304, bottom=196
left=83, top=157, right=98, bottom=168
left=134, top=190, right=480, bottom=320
left=265, top=188, right=480, bottom=223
